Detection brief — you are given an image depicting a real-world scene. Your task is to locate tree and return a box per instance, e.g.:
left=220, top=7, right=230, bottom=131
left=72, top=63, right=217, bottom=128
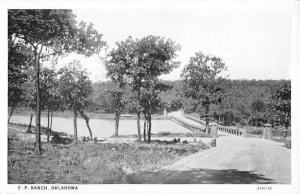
left=8, top=39, right=32, bottom=122
left=40, top=67, right=62, bottom=141
left=20, top=67, right=61, bottom=134
left=105, top=36, right=180, bottom=141
left=140, top=80, right=171, bottom=142
left=169, top=98, right=183, bottom=112
left=269, top=82, right=291, bottom=130
left=8, top=9, right=105, bottom=154
left=249, top=98, right=266, bottom=126
left=181, top=52, right=227, bottom=133
left=106, top=86, right=127, bottom=137
left=58, top=61, right=93, bottom=144
left=21, top=67, right=36, bottom=133
left=105, top=42, right=130, bottom=136
left=129, top=36, right=180, bottom=142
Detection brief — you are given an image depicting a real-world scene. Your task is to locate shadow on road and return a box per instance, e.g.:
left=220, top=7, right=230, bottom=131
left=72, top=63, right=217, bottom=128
left=125, top=168, right=275, bottom=184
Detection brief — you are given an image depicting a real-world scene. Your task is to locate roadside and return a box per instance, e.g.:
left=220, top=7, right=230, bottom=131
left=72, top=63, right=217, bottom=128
left=8, top=123, right=209, bottom=184
left=8, top=121, right=291, bottom=184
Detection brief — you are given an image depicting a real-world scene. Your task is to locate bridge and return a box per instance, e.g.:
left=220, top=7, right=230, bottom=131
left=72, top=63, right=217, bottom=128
left=168, top=111, right=244, bottom=136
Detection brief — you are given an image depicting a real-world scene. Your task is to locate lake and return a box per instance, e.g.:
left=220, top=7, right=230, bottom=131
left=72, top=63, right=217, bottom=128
left=10, top=116, right=192, bottom=138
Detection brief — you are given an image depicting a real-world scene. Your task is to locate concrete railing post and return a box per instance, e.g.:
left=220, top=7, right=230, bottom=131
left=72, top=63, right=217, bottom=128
left=210, top=124, right=218, bottom=147
left=263, top=124, right=272, bottom=139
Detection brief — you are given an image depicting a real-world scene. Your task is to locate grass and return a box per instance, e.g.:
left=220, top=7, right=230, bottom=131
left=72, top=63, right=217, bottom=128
left=8, top=124, right=208, bottom=184
left=270, top=136, right=291, bottom=149
left=244, top=126, right=291, bottom=137
left=243, top=126, right=291, bottom=149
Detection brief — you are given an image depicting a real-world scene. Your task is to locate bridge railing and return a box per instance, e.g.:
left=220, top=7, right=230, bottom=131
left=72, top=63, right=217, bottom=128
left=215, top=125, right=244, bottom=136
left=169, top=115, right=206, bottom=133
left=184, top=114, right=207, bottom=125
left=169, top=111, right=253, bottom=137
left=183, top=114, right=243, bottom=136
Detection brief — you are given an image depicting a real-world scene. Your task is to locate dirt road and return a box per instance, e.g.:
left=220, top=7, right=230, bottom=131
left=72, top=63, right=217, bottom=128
left=131, top=134, right=291, bottom=184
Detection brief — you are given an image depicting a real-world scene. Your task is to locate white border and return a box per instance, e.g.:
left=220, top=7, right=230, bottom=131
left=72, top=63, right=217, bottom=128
left=1, top=0, right=299, bottom=194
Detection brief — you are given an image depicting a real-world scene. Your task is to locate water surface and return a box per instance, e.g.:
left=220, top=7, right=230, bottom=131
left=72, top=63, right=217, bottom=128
left=10, top=116, right=191, bottom=138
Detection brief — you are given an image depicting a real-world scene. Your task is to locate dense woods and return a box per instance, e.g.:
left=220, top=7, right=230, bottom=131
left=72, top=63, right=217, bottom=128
left=89, top=79, right=291, bottom=128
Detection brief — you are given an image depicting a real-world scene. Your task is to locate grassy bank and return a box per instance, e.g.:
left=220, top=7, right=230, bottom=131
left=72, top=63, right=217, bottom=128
left=8, top=124, right=208, bottom=184
left=243, top=126, right=291, bottom=149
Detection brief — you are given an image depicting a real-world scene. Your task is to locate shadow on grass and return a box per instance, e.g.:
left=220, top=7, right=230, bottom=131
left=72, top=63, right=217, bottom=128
left=125, top=168, right=275, bottom=184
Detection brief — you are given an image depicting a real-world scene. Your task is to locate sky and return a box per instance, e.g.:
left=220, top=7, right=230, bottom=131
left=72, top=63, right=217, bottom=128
left=53, top=0, right=291, bottom=82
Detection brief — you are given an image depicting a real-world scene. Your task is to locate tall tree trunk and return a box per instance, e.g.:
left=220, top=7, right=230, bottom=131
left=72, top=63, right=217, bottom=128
left=79, top=110, right=93, bottom=139
left=205, top=102, right=210, bottom=134
left=34, top=49, right=41, bottom=155
left=114, top=110, right=120, bottom=137
left=143, top=112, right=147, bottom=142
left=26, top=111, right=33, bottom=133
left=284, top=114, right=290, bottom=132
left=73, top=109, right=78, bottom=144
left=147, top=112, right=152, bottom=143
left=49, top=110, right=53, bottom=131
left=136, top=88, right=141, bottom=141
left=47, top=108, right=50, bottom=130
left=47, top=108, right=50, bottom=142
left=8, top=107, right=14, bottom=123
left=137, top=112, right=141, bottom=141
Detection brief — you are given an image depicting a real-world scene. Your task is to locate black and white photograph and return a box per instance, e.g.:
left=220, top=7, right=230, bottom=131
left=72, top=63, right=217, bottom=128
left=1, top=0, right=300, bottom=193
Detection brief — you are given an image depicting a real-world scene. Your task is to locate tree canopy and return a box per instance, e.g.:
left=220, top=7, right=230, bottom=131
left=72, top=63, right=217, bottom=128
left=8, top=9, right=105, bottom=154
left=269, top=82, right=291, bottom=129
left=181, top=52, right=227, bottom=130
left=58, top=61, right=93, bottom=143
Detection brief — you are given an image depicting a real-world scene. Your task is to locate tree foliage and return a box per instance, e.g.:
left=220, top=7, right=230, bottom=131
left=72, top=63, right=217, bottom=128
left=128, top=36, right=180, bottom=142
left=8, top=9, right=105, bottom=154
left=8, top=39, right=32, bottom=122
left=104, top=35, right=180, bottom=141
left=105, top=40, right=131, bottom=136
left=8, top=10, right=105, bottom=57
left=181, top=52, right=227, bottom=130
left=269, top=82, right=291, bottom=129
left=58, top=61, right=93, bottom=143
left=58, top=61, right=93, bottom=111
left=154, top=79, right=290, bottom=127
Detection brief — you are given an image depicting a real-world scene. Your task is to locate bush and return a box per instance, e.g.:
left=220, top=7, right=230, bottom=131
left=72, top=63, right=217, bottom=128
left=157, top=132, right=171, bottom=136
left=245, top=126, right=263, bottom=135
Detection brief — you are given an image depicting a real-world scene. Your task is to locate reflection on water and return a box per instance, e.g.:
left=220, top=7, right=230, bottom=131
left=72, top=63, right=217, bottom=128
left=10, top=116, right=192, bottom=138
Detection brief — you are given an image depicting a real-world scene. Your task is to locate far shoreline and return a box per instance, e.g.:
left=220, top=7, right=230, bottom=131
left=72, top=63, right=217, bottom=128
left=9, top=109, right=169, bottom=120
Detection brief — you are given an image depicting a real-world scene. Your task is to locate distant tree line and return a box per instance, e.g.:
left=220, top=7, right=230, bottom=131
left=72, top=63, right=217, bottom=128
left=158, top=79, right=290, bottom=128
left=88, top=78, right=291, bottom=129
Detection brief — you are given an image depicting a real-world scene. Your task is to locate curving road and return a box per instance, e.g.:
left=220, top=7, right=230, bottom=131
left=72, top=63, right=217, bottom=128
left=130, top=112, right=291, bottom=184
left=131, top=134, right=290, bottom=184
